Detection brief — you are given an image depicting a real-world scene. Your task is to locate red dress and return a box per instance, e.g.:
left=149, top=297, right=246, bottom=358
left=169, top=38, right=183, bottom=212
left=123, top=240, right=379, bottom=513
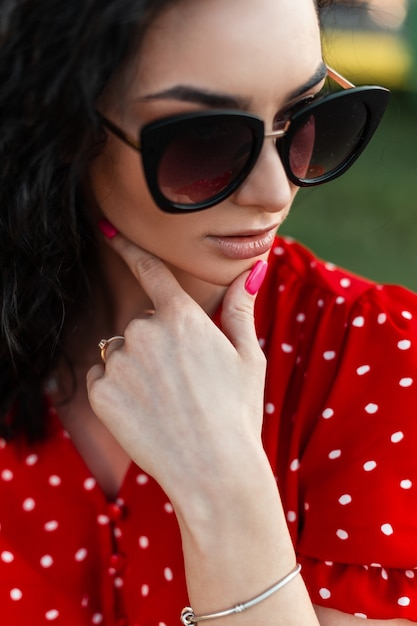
left=1, top=236, right=417, bottom=625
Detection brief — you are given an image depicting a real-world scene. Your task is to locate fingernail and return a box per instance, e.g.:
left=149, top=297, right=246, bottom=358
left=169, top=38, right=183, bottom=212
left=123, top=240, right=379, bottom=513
left=245, top=260, right=268, bottom=295
left=98, top=218, right=118, bottom=239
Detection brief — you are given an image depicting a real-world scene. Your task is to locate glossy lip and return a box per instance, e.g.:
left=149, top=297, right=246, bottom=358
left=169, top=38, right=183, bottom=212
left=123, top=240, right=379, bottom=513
left=207, top=225, right=278, bottom=260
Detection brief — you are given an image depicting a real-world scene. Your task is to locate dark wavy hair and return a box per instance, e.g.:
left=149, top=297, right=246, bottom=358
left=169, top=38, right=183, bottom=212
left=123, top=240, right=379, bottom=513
left=0, top=0, right=334, bottom=441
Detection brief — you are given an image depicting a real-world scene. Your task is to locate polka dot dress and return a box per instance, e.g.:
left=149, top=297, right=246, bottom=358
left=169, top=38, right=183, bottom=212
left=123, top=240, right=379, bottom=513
left=1, top=236, right=417, bottom=623
left=258, top=238, right=417, bottom=620
left=0, top=415, right=186, bottom=625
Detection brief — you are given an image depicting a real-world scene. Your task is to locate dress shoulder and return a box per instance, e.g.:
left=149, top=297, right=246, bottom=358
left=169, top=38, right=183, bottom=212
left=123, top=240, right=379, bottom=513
left=259, top=237, right=417, bottom=620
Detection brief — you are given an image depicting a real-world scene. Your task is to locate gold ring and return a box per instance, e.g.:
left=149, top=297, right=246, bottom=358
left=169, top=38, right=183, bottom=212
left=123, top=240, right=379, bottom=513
left=98, top=335, right=125, bottom=363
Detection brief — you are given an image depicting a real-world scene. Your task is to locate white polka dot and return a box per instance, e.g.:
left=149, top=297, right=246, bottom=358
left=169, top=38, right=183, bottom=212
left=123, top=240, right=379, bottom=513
left=40, top=555, right=53, bottom=568
left=281, top=343, right=293, bottom=353
left=391, top=431, right=404, bottom=443
left=336, top=529, right=349, bottom=540
left=97, top=515, right=110, bottom=525
left=352, top=316, right=365, bottom=328
left=381, top=569, right=389, bottom=580
left=83, top=477, right=96, bottom=491
left=336, top=296, right=345, bottom=304
left=141, top=584, right=150, bottom=597
left=402, top=311, right=413, bottom=320
left=340, top=278, right=351, bottom=288
left=378, top=313, right=387, bottom=324
left=381, top=523, right=394, bottom=536
left=364, top=461, right=377, bottom=471
left=398, top=597, right=411, bottom=607
left=354, top=613, right=368, bottom=619
left=48, top=475, right=61, bottom=486
left=324, top=561, right=333, bottom=566
left=81, top=595, right=89, bottom=608
left=400, top=378, right=413, bottom=388
left=398, top=340, right=411, bottom=351
left=329, top=449, right=342, bottom=460
left=44, top=520, right=59, bottom=532
left=114, top=527, right=122, bottom=539
left=400, top=479, right=413, bottom=489
left=25, top=454, right=38, bottom=466
left=296, top=313, right=306, bottom=323
left=405, top=570, right=415, bottom=579
left=273, top=246, right=285, bottom=256
left=258, top=338, right=266, bottom=348
left=325, top=262, right=336, bottom=271
left=75, top=548, right=87, bottom=562
left=286, top=511, right=297, bottom=523
left=164, top=567, right=174, bottom=581
left=0, top=438, right=6, bottom=448
left=45, top=609, right=59, bottom=621
left=317, top=299, right=324, bottom=308
left=136, top=474, right=149, bottom=486
left=338, top=494, right=352, bottom=505
left=290, top=459, right=300, bottom=471
left=278, top=285, right=285, bottom=293
left=139, top=536, right=149, bottom=549
left=319, top=588, right=331, bottom=600
left=22, top=497, right=35, bottom=511
left=164, top=502, right=174, bottom=514
left=92, top=614, right=103, bottom=624
left=1, top=551, right=14, bottom=563
left=365, top=403, right=378, bottom=414
left=265, top=403, right=275, bottom=414
left=1, top=469, right=13, bottom=481
left=357, top=365, right=370, bottom=376
left=322, top=408, right=334, bottom=419
left=10, top=588, right=22, bottom=601
left=114, top=577, right=124, bottom=588
left=323, top=351, right=336, bottom=361
left=159, top=623, right=168, bottom=626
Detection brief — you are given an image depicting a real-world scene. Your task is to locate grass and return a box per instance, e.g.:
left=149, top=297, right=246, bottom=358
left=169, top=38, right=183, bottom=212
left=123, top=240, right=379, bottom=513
left=280, top=92, right=417, bottom=291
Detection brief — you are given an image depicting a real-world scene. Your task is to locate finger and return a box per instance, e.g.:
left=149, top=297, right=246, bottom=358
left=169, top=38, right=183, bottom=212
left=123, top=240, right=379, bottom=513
left=86, top=363, right=105, bottom=390
left=220, top=260, right=268, bottom=356
left=103, top=231, right=191, bottom=310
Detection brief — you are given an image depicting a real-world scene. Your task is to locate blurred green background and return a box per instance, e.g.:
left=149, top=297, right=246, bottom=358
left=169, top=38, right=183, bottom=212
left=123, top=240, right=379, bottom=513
left=280, top=0, right=417, bottom=291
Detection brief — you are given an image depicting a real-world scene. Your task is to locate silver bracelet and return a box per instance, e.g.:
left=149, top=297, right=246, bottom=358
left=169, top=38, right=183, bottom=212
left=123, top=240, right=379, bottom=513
left=180, top=563, right=301, bottom=625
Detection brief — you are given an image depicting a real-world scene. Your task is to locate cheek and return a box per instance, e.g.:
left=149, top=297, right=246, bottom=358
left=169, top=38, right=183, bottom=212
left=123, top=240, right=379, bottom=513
left=87, top=141, right=155, bottom=227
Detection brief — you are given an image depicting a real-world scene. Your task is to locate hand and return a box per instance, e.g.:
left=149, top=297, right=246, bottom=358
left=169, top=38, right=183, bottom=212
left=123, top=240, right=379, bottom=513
left=87, top=232, right=267, bottom=502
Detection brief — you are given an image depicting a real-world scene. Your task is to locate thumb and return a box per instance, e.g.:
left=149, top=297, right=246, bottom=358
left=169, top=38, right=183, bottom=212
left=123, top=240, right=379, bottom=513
left=220, top=259, right=268, bottom=355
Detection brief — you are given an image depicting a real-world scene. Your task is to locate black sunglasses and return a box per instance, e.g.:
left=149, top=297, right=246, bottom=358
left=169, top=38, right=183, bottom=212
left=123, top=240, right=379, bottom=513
left=99, top=67, right=390, bottom=213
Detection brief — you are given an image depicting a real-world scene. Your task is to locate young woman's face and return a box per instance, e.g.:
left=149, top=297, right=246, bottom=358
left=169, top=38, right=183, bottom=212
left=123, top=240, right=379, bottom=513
left=89, top=0, right=323, bottom=287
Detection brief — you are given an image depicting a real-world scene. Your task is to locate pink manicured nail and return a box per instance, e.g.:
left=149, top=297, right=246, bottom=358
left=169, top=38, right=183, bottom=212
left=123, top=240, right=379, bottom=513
left=98, top=218, right=118, bottom=239
left=245, top=260, right=268, bottom=295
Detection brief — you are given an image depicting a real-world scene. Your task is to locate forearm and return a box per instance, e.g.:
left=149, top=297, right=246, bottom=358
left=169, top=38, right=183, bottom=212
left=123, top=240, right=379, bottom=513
left=173, top=444, right=319, bottom=626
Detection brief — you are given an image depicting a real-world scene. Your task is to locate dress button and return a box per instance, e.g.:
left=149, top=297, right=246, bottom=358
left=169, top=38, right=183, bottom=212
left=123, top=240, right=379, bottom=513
left=107, top=502, right=126, bottom=522
left=109, top=552, right=127, bottom=574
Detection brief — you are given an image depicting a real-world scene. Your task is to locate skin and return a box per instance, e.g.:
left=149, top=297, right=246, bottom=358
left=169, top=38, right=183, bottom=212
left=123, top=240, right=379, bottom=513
left=59, top=0, right=409, bottom=623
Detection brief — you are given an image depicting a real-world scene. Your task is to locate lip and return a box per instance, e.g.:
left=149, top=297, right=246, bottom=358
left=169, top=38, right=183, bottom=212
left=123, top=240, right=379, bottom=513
left=207, top=226, right=278, bottom=260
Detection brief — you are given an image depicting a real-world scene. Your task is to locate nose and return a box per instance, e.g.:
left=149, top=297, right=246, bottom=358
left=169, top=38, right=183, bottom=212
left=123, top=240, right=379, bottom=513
left=232, top=139, right=294, bottom=213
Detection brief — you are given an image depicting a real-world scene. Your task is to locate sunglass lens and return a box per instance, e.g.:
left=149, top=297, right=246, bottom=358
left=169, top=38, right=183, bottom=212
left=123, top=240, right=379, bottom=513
left=156, top=117, right=256, bottom=206
left=291, top=97, right=368, bottom=183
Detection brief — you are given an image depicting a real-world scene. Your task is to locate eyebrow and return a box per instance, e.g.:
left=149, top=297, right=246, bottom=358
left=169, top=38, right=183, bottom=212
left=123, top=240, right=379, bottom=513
left=140, top=61, right=327, bottom=109
left=287, top=61, right=327, bottom=99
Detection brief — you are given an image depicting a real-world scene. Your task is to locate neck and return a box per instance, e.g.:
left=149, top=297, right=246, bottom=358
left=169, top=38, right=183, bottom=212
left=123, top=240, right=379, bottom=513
left=97, top=238, right=226, bottom=331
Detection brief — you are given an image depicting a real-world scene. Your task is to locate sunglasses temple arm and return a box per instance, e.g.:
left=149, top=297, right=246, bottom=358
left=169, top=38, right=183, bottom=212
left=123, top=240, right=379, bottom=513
left=326, top=66, right=356, bottom=90
left=98, top=113, right=142, bottom=151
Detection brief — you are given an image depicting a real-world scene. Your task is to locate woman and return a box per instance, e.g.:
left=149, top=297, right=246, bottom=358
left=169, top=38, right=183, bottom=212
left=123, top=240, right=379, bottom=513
left=0, top=0, right=415, bottom=624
